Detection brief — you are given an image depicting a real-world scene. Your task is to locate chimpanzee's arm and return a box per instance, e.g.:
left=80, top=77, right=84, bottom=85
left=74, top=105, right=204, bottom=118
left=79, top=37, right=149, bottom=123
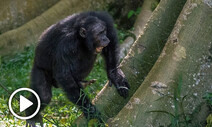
left=101, top=21, right=130, bottom=98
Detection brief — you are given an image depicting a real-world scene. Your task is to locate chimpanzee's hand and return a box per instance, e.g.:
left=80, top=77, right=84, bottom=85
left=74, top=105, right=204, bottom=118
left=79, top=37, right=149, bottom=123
left=109, top=68, right=130, bottom=98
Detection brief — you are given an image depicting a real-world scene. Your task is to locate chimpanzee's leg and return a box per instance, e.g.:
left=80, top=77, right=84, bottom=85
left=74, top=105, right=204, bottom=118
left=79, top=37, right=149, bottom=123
left=53, top=60, right=102, bottom=121
left=26, top=65, right=52, bottom=127
left=61, top=83, right=100, bottom=120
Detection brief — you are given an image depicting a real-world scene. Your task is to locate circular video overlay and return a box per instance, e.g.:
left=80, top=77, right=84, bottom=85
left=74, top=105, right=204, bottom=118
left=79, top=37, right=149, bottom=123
left=8, top=88, right=41, bottom=120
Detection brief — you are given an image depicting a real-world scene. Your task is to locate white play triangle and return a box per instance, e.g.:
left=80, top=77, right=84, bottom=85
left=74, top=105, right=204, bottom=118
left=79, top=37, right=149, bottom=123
left=20, top=95, right=33, bottom=112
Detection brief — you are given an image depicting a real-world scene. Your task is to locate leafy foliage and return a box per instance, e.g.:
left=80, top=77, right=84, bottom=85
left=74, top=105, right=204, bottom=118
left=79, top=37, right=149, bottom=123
left=203, top=92, right=212, bottom=127
left=206, top=114, right=212, bottom=127
left=203, top=92, right=212, bottom=106
left=127, top=8, right=141, bottom=19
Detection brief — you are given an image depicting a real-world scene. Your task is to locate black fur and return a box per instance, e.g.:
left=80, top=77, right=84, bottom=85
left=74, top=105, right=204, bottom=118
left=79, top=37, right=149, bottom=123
left=26, top=11, right=130, bottom=125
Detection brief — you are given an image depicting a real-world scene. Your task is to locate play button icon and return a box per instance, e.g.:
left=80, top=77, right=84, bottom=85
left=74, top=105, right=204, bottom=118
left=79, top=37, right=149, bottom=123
left=9, top=88, right=41, bottom=120
left=20, top=95, right=33, bottom=112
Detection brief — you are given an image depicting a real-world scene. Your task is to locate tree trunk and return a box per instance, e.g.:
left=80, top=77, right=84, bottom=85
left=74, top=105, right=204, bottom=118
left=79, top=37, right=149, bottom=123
left=109, top=0, right=212, bottom=126
left=0, top=0, right=59, bottom=33
left=74, top=0, right=186, bottom=126
left=0, top=0, right=113, bottom=56
left=119, top=0, right=156, bottom=58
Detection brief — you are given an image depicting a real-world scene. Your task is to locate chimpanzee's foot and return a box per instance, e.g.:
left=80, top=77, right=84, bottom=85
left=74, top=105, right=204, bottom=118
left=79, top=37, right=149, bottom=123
left=83, top=104, right=104, bottom=123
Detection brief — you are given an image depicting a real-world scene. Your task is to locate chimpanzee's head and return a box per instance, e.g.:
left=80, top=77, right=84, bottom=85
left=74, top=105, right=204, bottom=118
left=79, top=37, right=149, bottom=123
left=79, top=16, right=110, bottom=53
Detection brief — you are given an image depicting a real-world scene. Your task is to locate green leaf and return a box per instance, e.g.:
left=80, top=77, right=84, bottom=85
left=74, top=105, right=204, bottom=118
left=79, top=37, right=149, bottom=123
left=127, top=10, right=135, bottom=19
left=135, top=7, right=141, bottom=15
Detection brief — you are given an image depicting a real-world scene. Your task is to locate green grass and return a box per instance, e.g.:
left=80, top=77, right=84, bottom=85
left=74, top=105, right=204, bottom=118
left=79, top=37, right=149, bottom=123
left=147, top=75, right=190, bottom=127
left=0, top=46, right=107, bottom=126
left=204, top=92, right=212, bottom=127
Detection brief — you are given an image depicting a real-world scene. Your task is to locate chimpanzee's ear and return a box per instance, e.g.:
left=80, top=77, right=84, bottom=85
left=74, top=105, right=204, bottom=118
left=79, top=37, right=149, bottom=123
left=79, top=27, right=86, bottom=38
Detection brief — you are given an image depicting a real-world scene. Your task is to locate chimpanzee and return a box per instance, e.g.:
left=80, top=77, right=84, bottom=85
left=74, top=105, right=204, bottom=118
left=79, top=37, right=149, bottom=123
left=26, top=11, right=130, bottom=127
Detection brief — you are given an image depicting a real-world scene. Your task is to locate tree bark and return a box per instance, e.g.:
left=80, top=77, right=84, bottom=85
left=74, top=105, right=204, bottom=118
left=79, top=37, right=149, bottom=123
left=109, top=0, right=212, bottom=126
left=0, top=0, right=59, bottom=33
left=74, top=0, right=186, bottom=126
left=0, top=0, right=113, bottom=56
left=119, top=0, right=156, bottom=58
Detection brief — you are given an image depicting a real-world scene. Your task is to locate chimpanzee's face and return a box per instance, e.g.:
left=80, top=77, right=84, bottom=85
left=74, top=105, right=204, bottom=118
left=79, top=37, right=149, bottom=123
left=79, top=21, right=110, bottom=53
left=92, top=23, right=110, bottom=53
